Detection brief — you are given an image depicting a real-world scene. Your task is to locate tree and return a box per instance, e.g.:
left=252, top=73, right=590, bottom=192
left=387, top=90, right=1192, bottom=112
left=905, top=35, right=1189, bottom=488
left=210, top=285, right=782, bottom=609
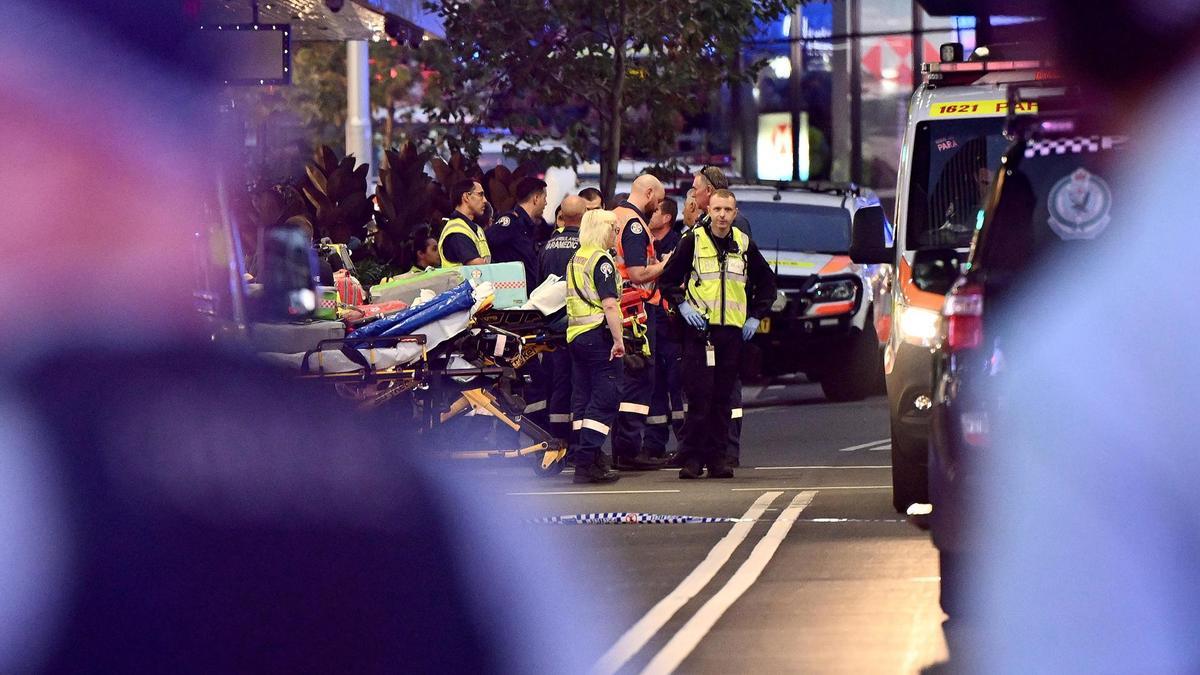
left=420, top=0, right=799, bottom=199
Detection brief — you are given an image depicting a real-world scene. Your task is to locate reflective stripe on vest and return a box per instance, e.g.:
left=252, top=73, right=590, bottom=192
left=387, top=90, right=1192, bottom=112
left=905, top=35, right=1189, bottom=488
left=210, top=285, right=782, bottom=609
left=613, top=208, right=661, bottom=306
left=687, top=227, right=750, bottom=328
left=566, top=246, right=613, bottom=343
left=438, top=217, right=491, bottom=268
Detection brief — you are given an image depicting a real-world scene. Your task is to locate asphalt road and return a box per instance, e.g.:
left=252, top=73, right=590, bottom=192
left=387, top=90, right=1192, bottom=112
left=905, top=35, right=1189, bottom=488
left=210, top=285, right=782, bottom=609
left=463, top=378, right=948, bottom=674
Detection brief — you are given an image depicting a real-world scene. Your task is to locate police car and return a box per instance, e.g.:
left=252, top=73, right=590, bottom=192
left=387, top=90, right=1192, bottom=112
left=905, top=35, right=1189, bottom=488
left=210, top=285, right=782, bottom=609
left=735, top=183, right=888, bottom=402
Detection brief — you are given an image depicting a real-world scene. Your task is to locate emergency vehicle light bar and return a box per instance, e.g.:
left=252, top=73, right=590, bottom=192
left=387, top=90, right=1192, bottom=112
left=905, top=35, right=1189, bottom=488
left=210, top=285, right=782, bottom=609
left=922, top=60, right=1043, bottom=75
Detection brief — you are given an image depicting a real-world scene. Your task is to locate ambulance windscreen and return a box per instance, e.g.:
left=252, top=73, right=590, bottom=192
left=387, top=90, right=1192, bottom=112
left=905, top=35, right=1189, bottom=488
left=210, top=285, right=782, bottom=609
left=907, top=118, right=1009, bottom=250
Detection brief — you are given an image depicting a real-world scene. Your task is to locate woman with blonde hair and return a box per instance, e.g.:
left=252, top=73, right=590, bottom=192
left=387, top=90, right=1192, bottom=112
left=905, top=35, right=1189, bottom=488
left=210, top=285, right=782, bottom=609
left=564, top=209, right=626, bottom=483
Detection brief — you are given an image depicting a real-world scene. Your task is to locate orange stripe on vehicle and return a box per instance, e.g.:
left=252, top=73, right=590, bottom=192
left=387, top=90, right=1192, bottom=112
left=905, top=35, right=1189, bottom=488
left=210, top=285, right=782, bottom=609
left=898, top=257, right=946, bottom=311
left=818, top=255, right=852, bottom=275
left=812, top=301, right=855, bottom=316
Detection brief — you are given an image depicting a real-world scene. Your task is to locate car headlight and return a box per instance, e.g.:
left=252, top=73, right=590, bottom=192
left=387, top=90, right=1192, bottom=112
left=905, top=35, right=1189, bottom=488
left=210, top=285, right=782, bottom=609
left=897, top=305, right=940, bottom=346
left=810, top=279, right=856, bottom=303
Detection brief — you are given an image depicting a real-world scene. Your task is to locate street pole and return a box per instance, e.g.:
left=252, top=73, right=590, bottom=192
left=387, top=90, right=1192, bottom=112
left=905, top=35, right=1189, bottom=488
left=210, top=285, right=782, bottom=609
left=345, top=40, right=374, bottom=185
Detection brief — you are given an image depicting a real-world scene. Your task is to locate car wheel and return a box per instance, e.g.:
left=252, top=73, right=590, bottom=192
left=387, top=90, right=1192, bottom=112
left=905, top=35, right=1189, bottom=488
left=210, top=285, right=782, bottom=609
left=820, top=317, right=884, bottom=402
left=890, top=420, right=929, bottom=513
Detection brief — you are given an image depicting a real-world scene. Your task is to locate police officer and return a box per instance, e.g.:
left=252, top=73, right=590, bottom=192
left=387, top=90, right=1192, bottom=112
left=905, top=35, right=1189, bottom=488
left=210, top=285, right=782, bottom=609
left=659, top=189, right=776, bottom=479
left=566, top=209, right=626, bottom=484
left=438, top=179, right=491, bottom=267
left=691, top=166, right=752, bottom=466
left=538, top=195, right=586, bottom=447
left=487, top=177, right=547, bottom=292
left=611, top=174, right=670, bottom=470
left=488, top=177, right=550, bottom=426
left=643, top=197, right=685, bottom=457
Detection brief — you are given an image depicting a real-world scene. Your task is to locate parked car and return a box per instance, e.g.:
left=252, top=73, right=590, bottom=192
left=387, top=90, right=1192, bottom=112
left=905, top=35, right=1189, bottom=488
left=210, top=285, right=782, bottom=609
left=926, top=90, right=1127, bottom=615
left=737, top=183, right=887, bottom=401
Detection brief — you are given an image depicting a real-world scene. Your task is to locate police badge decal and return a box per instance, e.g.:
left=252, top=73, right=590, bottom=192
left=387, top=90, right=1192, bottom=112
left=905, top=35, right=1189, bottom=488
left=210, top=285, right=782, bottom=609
left=1048, top=168, right=1112, bottom=240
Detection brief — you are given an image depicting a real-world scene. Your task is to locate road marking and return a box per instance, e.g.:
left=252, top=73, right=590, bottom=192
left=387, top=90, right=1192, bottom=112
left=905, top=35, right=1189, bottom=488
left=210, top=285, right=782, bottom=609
left=837, top=438, right=891, bottom=452
left=505, top=489, right=681, bottom=496
left=590, top=492, right=783, bottom=675
left=640, top=491, right=818, bottom=674
left=754, top=465, right=891, bottom=470
left=802, top=518, right=906, bottom=523
left=730, top=485, right=891, bottom=491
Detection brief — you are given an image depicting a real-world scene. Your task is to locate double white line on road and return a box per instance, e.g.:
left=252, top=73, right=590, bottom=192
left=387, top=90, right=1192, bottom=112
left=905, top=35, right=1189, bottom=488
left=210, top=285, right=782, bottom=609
left=591, top=490, right=817, bottom=675
left=837, top=438, right=892, bottom=452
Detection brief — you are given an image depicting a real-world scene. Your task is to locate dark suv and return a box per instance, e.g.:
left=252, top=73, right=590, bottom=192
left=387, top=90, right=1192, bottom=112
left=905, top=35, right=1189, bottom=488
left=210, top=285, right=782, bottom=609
left=924, top=95, right=1128, bottom=615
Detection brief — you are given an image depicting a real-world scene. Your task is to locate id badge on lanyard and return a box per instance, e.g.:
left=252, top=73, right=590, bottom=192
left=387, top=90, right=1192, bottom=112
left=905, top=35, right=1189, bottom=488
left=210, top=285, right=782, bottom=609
left=705, top=340, right=715, bottom=367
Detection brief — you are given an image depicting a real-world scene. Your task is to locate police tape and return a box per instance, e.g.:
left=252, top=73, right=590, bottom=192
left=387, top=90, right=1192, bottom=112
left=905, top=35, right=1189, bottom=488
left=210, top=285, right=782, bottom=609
left=526, top=512, right=747, bottom=525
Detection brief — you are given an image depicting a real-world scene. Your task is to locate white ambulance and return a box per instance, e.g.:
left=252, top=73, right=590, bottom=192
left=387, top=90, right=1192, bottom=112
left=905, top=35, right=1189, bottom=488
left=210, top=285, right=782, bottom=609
left=849, top=47, right=1050, bottom=512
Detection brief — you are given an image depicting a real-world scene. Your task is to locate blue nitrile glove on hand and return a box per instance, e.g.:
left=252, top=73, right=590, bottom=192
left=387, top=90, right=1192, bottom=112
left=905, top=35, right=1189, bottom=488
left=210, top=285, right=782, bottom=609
left=677, top=302, right=707, bottom=330
left=742, top=317, right=761, bottom=341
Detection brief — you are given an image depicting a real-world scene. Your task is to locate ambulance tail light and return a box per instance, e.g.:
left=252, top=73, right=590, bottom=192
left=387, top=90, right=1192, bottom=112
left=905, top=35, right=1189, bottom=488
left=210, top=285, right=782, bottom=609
left=943, top=280, right=984, bottom=352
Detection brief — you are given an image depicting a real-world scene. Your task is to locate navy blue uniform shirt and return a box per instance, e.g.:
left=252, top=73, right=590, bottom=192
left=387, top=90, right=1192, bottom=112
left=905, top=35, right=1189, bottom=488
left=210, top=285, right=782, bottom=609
left=486, top=205, right=539, bottom=290
left=538, top=227, right=580, bottom=282
left=653, top=228, right=681, bottom=260
left=617, top=201, right=652, bottom=269
left=591, top=255, right=620, bottom=302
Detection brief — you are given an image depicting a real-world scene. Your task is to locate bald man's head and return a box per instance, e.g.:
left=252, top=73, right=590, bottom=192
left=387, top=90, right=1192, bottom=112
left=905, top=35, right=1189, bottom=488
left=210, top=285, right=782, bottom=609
left=628, top=174, right=665, bottom=218
left=559, top=195, right=586, bottom=229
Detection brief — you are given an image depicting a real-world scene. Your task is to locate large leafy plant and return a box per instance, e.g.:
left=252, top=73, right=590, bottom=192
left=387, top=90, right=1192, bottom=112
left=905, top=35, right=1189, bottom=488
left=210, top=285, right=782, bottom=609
left=374, top=142, right=443, bottom=271
left=302, top=145, right=373, bottom=244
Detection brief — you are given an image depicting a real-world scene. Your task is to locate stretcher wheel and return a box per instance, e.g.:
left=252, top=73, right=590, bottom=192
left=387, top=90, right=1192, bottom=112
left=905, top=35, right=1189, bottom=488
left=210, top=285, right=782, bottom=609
left=532, top=451, right=566, bottom=477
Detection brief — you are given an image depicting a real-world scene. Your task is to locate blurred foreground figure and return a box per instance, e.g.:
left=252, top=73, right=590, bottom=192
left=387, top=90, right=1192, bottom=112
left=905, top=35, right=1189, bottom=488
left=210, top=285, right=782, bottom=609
left=0, top=2, right=606, bottom=672
left=968, top=4, right=1200, bottom=672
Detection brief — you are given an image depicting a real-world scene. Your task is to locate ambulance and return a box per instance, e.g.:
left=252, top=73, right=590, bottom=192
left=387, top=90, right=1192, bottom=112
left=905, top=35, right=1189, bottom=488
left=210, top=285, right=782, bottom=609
left=849, top=45, right=1049, bottom=512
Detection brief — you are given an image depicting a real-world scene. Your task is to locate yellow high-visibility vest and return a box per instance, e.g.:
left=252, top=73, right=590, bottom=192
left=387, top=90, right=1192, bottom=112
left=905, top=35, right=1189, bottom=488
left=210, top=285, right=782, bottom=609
left=438, top=217, right=491, bottom=268
left=566, top=245, right=614, bottom=343
left=686, top=227, right=750, bottom=327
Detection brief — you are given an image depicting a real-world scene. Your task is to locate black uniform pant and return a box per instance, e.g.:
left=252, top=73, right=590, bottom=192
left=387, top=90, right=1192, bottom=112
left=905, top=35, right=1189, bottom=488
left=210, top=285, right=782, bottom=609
left=522, top=354, right=549, bottom=430
left=644, top=305, right=682, bottom=455
left=569, top=328, right=622, bottom=471
left=728, top=380, right=742, bottom=462
left=612, top=308, right=656, bottom=459
left=546, top=344, right=573, bottom=442
left=679, top=326, right=743, bottom=468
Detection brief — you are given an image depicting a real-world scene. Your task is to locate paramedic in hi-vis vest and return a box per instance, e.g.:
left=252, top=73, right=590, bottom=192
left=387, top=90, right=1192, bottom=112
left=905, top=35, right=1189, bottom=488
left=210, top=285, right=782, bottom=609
left=566, top=209, right=626, bottom=484
left=610, top=174, right=671, bottom=470
left=659, top=189, right=776, bottom=479
left=438, top=179, right=491, bottom=268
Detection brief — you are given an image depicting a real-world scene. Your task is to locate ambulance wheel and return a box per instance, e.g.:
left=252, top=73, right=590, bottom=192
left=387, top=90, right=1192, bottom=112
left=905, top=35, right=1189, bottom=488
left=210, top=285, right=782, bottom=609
left=532, top=452, right=566, bottom=477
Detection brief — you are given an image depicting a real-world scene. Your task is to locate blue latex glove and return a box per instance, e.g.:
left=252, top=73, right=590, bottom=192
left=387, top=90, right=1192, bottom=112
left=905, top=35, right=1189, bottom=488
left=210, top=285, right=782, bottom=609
left=742, top=317, right=761, bottom=341
left=677, top=302, right=707, bottom=330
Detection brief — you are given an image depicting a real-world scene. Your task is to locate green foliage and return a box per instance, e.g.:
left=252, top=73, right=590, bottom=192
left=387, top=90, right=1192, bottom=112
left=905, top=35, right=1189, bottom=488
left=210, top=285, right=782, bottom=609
left=302, top=145, right=374, bottom=244
left=419, top=0, right=800, bottom=198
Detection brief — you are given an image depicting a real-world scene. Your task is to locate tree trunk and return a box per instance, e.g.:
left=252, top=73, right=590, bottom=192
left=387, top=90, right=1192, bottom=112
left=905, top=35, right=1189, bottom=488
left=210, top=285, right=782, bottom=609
left=600, top=0, right=628, bottom=203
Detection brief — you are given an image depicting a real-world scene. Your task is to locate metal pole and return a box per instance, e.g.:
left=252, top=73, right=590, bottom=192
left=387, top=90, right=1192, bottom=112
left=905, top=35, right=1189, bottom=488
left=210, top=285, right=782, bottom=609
left=849, top=0, right=862, bottom=185
left=345, top=40, right=374, bottom=183
left=789, top=5, right=803, bottom=181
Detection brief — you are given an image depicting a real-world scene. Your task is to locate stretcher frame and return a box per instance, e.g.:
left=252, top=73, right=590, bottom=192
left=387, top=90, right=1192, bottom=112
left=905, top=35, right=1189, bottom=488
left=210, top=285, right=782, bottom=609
left=297, top=312, right=567, bottom=475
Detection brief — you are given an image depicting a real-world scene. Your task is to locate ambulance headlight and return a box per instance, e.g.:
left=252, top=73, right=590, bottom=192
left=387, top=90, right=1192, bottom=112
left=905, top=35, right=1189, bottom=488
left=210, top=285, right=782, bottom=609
left=898, top=305, right=940, bottom=346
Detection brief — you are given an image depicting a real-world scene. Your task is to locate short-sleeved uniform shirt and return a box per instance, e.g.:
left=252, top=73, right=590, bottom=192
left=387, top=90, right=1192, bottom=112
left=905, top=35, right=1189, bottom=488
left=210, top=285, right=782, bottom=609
left=440, top=211, right=486, bottom=265
left=617, top=200, right=652, bottom=270
left=486, top=205, right=539, bottom=290
left=591, top=254, right=620, bottom=302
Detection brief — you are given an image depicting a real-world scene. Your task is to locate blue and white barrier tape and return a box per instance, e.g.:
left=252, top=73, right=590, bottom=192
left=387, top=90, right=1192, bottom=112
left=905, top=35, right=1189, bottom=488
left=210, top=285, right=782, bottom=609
left=527, top=512, right=745, bottom=525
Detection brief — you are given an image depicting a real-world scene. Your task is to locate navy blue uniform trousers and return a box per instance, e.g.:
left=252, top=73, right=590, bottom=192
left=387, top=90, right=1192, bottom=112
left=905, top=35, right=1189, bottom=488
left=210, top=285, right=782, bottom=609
left=570, top=328, right=622, bottom=470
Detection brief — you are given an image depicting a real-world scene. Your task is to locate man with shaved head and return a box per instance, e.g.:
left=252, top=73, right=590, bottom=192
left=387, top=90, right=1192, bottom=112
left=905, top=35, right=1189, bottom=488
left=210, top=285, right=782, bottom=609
left=610, top=174, right=670, bottom=470
left=538, top=194, right=587, bottom=446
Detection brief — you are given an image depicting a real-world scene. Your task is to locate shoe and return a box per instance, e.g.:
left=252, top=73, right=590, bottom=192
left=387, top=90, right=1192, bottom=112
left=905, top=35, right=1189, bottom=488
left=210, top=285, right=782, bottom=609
left=707, top=461, right=734, bottom=479
left=643, top=447, right=667, bottom=460
left=663, top=452, right=684, bottom=468
left=678, top=459, right=703, bottom=479
left=615, top=454, right=666, bottom=471
left=574, top=467, right=621, bottom=484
